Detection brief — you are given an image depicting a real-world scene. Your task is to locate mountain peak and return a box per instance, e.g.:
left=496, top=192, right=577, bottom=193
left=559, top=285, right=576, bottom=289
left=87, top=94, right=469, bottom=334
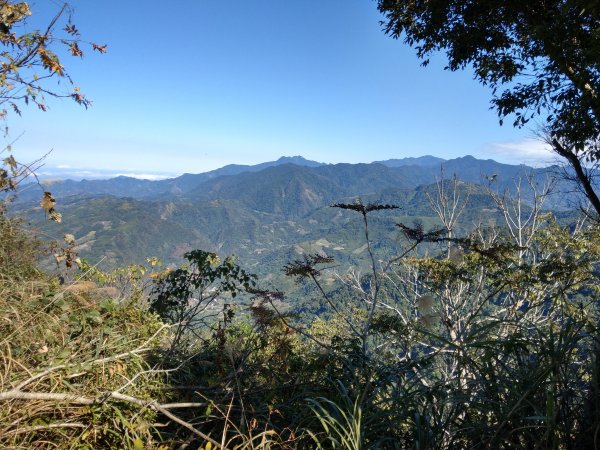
left=277, top=155, right=305, bottom=162
left=275, top=156, right=322, bottom=167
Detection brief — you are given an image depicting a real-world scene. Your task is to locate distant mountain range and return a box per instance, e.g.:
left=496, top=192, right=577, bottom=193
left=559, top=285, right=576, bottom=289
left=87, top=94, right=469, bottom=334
left=15, top=155, right=560, bottom=205
left=10, top=155, right=582, bottom=287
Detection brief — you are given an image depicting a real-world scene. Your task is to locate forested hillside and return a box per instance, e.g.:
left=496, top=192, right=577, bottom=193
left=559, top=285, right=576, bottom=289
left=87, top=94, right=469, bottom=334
left=11, top=156, right=582, bottom=274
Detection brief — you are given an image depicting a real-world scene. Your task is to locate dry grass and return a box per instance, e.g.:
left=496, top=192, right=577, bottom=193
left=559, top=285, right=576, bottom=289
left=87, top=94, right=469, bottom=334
left=0, top=222, right=170, bottom=449
left=0, top=287, right=166, bottom=448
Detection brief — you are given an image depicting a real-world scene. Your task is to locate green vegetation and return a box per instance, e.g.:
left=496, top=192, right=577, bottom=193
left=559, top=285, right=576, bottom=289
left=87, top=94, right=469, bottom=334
left=2, top=1, right=600, bottom=448
left=2, top=177, right=600, bottom=448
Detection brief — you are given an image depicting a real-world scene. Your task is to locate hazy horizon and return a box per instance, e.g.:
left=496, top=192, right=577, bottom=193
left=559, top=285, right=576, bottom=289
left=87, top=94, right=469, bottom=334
left=32, top=152, right=561, bottom=182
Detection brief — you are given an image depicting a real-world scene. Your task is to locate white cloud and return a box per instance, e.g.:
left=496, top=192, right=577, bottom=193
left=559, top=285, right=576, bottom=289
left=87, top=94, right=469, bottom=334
left=36, top=166, right=178, bottom=181
left=114, top=173, right=172, bottom=180
left=484, top=138, right=558, bottom=167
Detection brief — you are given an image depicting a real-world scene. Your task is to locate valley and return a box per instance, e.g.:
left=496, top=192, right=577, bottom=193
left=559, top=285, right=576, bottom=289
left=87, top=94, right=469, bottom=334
left=12, top=155, right=580, bottom=291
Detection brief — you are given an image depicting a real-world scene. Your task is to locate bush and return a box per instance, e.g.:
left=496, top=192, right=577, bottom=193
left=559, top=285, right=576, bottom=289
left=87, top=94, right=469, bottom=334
left=0, top=221, right=169, bottom=449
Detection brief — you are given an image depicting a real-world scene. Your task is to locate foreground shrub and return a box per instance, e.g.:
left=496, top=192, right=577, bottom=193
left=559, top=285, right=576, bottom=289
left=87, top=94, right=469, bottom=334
left=0, top=223, right=170, bottom=449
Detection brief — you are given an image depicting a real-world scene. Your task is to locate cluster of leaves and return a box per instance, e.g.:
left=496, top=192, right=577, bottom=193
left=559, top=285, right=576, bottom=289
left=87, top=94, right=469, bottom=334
left=148, top=250, right=257, bottom=362
left=150, top=250, right=256, bottom=324
left=331, top=201, right=399, bottom=216
left=0, top=0, right=106, bottom=115
left=377, top=0, right=600, bottom=157
left=396, top=221, right=449, bottom=244
left=77, top=255, right=168, bottom=302
left=283, top=253, right=335, bottom=281
left=39, top=191, right=61, bottom=222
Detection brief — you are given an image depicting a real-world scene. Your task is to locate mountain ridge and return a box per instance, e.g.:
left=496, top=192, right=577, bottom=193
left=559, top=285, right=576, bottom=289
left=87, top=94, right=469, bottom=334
left=14, top=155, right=559, bottom=206
left=11, top=154, right=585, bottom=297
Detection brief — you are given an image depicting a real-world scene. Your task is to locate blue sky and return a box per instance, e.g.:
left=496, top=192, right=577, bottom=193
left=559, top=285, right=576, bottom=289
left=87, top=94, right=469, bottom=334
left=8, top=0, right=555, bottom=179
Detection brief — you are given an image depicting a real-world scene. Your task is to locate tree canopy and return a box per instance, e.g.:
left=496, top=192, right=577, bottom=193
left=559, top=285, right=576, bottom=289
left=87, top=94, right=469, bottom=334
left=0, top=1, right=105, bottom=116
left=377, top=0, right=600, bottom=213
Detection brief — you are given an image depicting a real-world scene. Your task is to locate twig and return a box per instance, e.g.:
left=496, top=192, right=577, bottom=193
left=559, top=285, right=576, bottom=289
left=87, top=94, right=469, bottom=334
left=3, top=422, right=86, bottom=436
left=0, top=389, right=223, bottom=448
